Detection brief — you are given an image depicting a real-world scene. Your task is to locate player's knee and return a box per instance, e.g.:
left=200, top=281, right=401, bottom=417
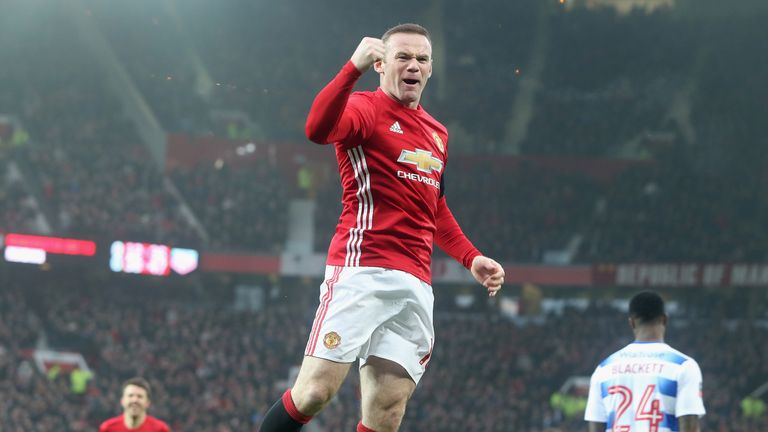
left=387, top=405, right=407, bottom=428
left=377, top=404, right=407, bottom=432
left=367, top=397, right=408, bottom=432
left=293, top=383, right=336, bottom=415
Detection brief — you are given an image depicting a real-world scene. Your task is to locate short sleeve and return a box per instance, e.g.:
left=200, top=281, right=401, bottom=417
left=584, top=367, right=608, bottom=422
left=676, top=359, right=706, bottom=417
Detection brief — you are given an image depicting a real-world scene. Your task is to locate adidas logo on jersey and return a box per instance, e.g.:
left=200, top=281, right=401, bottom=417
left=389, top=121, right=404, bottom=134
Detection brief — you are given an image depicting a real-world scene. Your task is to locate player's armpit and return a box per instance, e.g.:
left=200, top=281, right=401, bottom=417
left=678, top=415, right=700, bottom=432
left=587, top=422, right=606, bottom=432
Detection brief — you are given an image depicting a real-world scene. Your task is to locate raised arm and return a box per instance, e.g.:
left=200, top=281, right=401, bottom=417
left=305, top=38, right=383, bottom=144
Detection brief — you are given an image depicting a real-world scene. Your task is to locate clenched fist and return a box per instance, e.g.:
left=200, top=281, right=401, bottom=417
left=350, top=37, right=386, bottom=73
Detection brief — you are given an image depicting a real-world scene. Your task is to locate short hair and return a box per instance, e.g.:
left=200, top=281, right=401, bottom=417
left=629, top=291, right=666, bottom=324
left=382, top=23, right=431, bottom=45
left=122, top=377, right=151, bottom=399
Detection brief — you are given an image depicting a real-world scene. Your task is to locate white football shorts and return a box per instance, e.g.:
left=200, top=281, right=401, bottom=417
left=304, top=265, right=435, bottom=384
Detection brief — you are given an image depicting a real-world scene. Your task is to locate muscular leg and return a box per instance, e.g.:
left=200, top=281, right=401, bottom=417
left=291, top=355, right=352, bottom=415
left=259, top=356, right=351, bottom=431
left=359, top=356, right=416, bottom=432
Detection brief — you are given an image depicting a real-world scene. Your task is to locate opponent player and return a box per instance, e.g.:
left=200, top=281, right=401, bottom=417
left=99, top=377, right=170, bottom=432
left=585, top=291, right=705, bottom=432
left=259, top=23, right=505, bottom=432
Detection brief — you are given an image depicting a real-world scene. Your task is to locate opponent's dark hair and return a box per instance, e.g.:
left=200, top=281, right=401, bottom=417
left=122, top=377, right=152, bottom=399
left=629, top=291, right=666, bottom=324
left=382, top=23, right=431, bottom=45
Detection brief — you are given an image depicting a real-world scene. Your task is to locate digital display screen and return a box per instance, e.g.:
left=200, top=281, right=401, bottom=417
left=4, top=246, right=46, bottom=265
left=110, top=241, right=198, bottom=276
left=5, top=233, right=96, bottom=256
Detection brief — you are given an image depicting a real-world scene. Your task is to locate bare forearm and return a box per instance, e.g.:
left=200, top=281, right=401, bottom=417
left=587, top=422, right=606, bottom=432
left=679, top=415, right=700, bottom=432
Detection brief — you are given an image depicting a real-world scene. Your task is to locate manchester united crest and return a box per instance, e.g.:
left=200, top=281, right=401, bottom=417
left=431, top=131, right=444, bottom=153
left=323, top=331, right=341, bottom=349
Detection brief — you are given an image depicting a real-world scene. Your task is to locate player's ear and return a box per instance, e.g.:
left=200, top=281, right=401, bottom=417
left=373, top=59, right=384, bottom=73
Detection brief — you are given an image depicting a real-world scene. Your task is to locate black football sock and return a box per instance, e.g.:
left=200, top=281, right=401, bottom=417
left=259, top=389, right=312, bottom=431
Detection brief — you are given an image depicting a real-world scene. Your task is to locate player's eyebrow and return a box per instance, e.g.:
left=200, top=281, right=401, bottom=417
left=395, top=51, right=431, bottom=61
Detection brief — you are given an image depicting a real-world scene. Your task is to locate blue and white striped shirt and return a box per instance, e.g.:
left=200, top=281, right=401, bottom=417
left=585, top=342, right=705, bottom=432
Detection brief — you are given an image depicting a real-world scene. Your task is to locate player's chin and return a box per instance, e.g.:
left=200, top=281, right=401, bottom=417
left=399, top=89, right=420, bottom=101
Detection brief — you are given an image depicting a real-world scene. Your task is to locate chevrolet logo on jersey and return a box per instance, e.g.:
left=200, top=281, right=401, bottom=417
left=397, top=149, right=443, bottom=174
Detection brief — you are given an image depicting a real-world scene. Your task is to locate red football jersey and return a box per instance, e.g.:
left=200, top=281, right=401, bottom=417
left=306, top=61, right=480, bottom=283
left=99, top=415, right=170, bottom=432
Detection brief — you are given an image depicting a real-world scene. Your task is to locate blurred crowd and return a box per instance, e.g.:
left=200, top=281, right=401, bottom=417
left=0, top=10, right=199, bottom=246
left=79, top=0, right=538, bottom=146
left=0, top=160, right=39, bottom=235
left=444, top=160, right=599, bottom=263
left=2, top=0, right=766, bottom=264
left=1, top=270, right=767, bottom=431
left=0, top=270, right=312, bottom=431
left=170, top=160, right=287, bottom=252
left=521, top=7, right=695, bottom=156
left=1, top=3, right=767, bottom=432
left=314, top=153, right=768, bottom=264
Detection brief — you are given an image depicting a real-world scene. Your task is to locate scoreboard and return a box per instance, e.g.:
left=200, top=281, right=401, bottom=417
left=1, top=233, right=198, bottom=277
left=109, top=241, right=199, bottom=276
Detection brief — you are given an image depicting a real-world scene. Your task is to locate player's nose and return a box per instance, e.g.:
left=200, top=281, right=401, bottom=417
left=405, top=59, right=419, bottom=72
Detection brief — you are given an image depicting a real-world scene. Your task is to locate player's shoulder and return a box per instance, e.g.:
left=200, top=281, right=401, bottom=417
left=349, top=90, right=377, bottom=105
left=596, top=344, right=630, bottom=369
left=415, top=106, right=447, bottom=133
left=594, top=353, right=616, bottom=374
left=345, top=91, right=378, bottom=118
left=147, top=415, right=171, bottom=430
left=99, top=415, right=123, bottom=430
left=660, top=344, right=699, bottom=366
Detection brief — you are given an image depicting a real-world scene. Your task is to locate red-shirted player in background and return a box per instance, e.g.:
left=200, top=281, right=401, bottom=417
left=259, top=23, right=505, bottom=432
left=99, top=377, right=170, bottom=432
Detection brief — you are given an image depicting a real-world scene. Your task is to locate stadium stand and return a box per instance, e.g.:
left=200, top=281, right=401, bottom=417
left=2, top=269, right=767, bottom=431
left=1, top=2, right=767, bottom=431
left=169, top=160, right=288, bottom=252
left=0, top=10, right=199, bottom=246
